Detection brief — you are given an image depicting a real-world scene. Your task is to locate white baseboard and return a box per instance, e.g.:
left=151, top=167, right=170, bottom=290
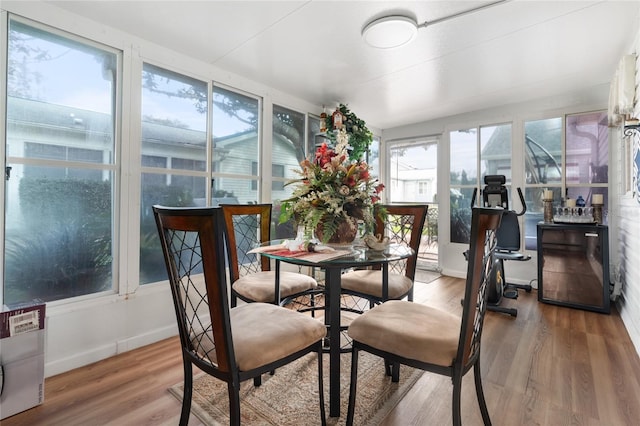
left=44, top=325, right=178, bottom=378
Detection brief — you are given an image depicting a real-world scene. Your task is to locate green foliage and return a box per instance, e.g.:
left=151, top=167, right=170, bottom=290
left=325, top=104, right=373, bottom=161
left=139, top=184, right=196, bottom=284
left=5, top=177, right=113, bottom=303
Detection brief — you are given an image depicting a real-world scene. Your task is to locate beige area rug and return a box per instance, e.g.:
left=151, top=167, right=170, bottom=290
left=414, top=269, right=441, bottom=285
left=168, top=351, right=423, bottom=425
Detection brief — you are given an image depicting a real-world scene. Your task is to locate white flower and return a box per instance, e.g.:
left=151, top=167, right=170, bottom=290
left=335, top=128, right=350, bottom=155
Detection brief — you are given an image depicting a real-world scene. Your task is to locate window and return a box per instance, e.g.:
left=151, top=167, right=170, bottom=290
left=523, top=112, right=608, bottom=249
left=272, top=104, right=305, bottom=200
left=4, top=18, right=119, bottom=303
left=139, top=63, right=208, bottom=284
left=212, top=85, right=260, bottom=204
left=388, top=140, right=437, bottom=203
left=252, top=162, right=285, bottom=191
left=24, top=142, right=104, bottom=180
left=369, top=136, right=381, bottom=179
left=307, top=114, right=323, bottom=157
left=418, top=181, right=426, bottom=195
left=449, top=124, right=512, bottom=243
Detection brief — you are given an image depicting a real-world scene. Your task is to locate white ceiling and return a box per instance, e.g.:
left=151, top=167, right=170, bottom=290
left=45, top=1, right=639, bottom=130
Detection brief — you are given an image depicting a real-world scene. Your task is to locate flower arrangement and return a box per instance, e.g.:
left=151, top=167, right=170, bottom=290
left=279, top=129, right=385, bottom=243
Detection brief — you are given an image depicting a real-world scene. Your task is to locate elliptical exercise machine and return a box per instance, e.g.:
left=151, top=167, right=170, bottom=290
left=470, top=175, right=532, bottom=317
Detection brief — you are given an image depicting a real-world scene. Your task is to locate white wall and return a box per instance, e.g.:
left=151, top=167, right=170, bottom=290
left=616, top=23, right=640, bottom=356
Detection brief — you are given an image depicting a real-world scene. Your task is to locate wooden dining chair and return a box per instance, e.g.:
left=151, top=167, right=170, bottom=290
left=153, top=206, right=327, bottom=426
left=221, top=204, right=318, bottom=307
left=346, top=207, right=503, bottom=426
left=340, top=204, right=428, bottom=305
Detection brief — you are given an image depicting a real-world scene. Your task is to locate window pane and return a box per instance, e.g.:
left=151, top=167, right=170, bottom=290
left=481, top=123, right=511, bottom=183
left=450, top=129, right=478, bottom=186
left=524, top=118, right=563, bottom=185
left=141, top=63, right=207, bottom=170
left=369, top=136, right=381, bottom=179
left=140, top=64, right=208, bottom=284
left=5, top=168, right=114, bottom=303
left=308, top=114, right=322, bottom=158
left=5, top=19, right=117, bottom=304
left=566, top=112, right=608, bottom=185
left=450, top=187, right=475, bottom=244
left=273, top=104, right=305, bottom=189
left=389, top=143, right=437, bottom=203
left=450, top=129, right=478, bottom=244
left=139, top=174, right=207, bottom=284
left=523, top=118, right=563, bottom=249
left=212, top=86, right=259, bottom=174
left=142, top=155, right=166, bottom=168
left=7, top=20, right=116, bottom=162
left=212, top=177, right=258, bottom=205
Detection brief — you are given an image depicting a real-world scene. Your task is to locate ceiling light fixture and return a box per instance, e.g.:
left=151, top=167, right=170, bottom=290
left=362, top=0, right=509, bottom=49
left=361, top=16, right=418, bottom=49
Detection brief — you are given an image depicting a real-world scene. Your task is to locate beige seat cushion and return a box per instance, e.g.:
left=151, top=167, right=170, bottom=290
left=233, top=271, right=317, bottom=303
left=340, top=270, right=412, bottom=299
left=194, top=303, right=326, bottom=371
left=348, top=300, right=461, bottom=367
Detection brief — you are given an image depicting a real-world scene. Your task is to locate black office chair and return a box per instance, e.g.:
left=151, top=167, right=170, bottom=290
left=473, top=175, right=532, bottom=317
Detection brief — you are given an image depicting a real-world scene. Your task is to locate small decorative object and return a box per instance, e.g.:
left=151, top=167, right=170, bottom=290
left=553, top=206, right=594, bottom=223
left=576, top=195, right=586, bottom=207
left=542, top=188, right=553, bottom=222
left=543, top=200, right=553, bottom=223
left=592, top=194, right=604, bottom=224
left=593, top=205, right=603, bottom=224
left=332, top=107, right=343, bottom=130
left=566, top=198, right=576, bottom=207
left=592, top=194, right=604, bottom=204
left=278, top=117, right=385, bottom=244
left=319, top=110, right=327, bottom=133
left=364, top=233, right=390, bottom=251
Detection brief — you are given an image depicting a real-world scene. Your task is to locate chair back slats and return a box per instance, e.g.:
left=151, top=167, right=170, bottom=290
left=458, top=207, right=502, bottom=369
left=376, top=204, right=428, bottom=279
left=153, top=206, right=236, bottom=374
left=222, top=204, right=272, bottom=282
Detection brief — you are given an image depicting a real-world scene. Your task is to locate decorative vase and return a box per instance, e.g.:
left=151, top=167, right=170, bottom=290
left=315, top=217, right=358, bottom=247
left=543, top=200, right=554, bottom=222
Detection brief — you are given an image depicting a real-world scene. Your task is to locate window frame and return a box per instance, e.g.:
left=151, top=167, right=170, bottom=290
left=3, top=14, right=123, bottom=304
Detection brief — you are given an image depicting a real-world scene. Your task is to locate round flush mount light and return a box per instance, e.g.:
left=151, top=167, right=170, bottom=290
left=361, top=15, right=419, bottom=49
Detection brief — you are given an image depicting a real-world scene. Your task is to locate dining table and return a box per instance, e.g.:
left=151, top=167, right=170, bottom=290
left=257, top=241, right=414, bottom=417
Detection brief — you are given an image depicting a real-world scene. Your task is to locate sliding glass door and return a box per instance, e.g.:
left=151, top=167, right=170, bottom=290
left=386, top=138, right=438, bottom=268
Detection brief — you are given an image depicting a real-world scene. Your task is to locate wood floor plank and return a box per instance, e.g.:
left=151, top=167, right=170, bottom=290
left=3, top=275, right=640, bottom=426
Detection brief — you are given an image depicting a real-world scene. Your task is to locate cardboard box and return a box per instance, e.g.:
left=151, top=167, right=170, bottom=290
left=0, top=301, right=46, bottom=420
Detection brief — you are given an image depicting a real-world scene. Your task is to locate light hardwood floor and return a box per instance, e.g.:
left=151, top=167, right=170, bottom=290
left=4, top=275, right=640, bottom=425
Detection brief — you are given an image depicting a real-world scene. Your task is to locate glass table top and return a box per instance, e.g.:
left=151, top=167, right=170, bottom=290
left=257, top=241, right=413, bottom=267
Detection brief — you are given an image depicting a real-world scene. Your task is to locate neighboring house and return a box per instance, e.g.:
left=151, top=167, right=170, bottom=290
left=7, top=96, right=302, bottom=211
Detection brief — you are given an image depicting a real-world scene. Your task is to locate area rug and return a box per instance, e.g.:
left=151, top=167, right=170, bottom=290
left=414, top=269, right=441, bottom=285
left=168, top=351, right=423, bottom=425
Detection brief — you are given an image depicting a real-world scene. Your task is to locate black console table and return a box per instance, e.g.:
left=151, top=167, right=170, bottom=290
left=536, top=222, right=610, bottom=314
